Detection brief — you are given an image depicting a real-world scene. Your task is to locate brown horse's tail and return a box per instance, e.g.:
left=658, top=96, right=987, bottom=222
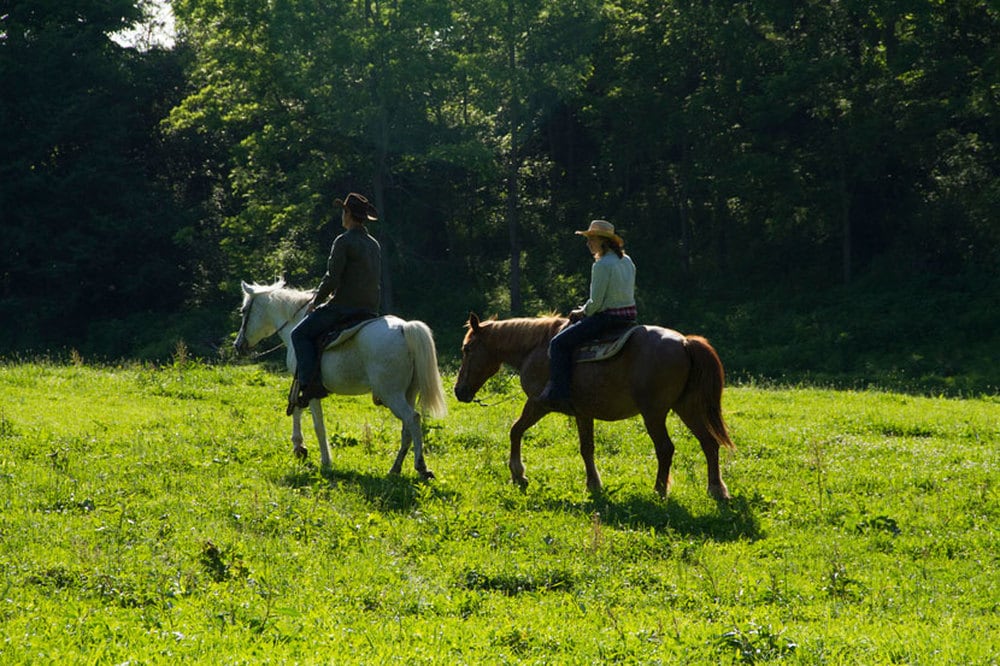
left=678, top=335, right=735, bottom=450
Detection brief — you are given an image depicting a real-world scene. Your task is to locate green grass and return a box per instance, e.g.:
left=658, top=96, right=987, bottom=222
left=1, top=358, right=998, bottom=663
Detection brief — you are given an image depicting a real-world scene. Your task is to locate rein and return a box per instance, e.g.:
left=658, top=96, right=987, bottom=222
left=250, top=340, right=287, bottom=360
left=470, top=393, right=519, bottom=408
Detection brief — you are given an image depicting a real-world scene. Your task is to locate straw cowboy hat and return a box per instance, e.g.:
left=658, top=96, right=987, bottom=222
left=575, top=219, right=623, bottom=246
left=336, top=192, right=378, bottom=221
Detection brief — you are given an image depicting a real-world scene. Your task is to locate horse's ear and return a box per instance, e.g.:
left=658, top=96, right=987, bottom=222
left=241, top=280, right=253, bottom=294
left=468, top=312, right=481, bottom=332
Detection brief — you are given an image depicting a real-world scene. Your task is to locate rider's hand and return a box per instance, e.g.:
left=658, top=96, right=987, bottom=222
left=569, top=308, right=585, bottom=323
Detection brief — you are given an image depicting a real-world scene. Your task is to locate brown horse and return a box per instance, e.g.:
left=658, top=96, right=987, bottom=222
left=454, top=313, right=735, bottom=500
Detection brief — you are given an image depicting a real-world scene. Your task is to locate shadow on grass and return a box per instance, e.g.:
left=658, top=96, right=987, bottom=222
left=280, top=463, right=458, bottom=513
left=541, top=492, right=761, bottom=542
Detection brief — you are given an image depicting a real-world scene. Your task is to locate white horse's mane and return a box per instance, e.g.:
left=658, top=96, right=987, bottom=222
left=245, top=278, right=312, bottom=304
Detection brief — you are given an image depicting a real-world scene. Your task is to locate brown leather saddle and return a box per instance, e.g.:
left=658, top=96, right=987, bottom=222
left=573, top=323, right=641, bottom=363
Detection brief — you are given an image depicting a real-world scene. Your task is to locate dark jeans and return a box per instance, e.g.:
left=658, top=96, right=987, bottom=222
left=547, top=312, right=634, bottom=399
left=290, top=304, right=371, bottom=386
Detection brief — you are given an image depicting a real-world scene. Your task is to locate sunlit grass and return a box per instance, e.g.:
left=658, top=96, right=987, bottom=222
left=1, top=360, right=997, bottom=663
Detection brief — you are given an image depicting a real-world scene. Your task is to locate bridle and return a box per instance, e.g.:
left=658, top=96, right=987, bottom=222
left=239, top=295, right=311, bottom=359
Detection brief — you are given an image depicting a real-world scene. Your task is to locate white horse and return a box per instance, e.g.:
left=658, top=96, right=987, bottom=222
left=233, top=279, right=447, bottom=479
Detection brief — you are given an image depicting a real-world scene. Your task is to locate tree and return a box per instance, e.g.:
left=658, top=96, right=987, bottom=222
left=0, top=0, right=191, bottom=353
left=450, top=0, right=603, bottom=314
left=168, top=0, right=483, bottom=314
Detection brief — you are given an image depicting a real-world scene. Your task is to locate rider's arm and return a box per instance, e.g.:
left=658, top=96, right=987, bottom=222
left=581, top=260, right=610, bottom=316
left=311, top=234, right=348, bottom=307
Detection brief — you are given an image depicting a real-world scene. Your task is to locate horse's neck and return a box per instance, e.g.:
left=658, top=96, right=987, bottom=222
left=270, top=290, right=311, bottom=345
left=490, top=322, right=556, bottom=369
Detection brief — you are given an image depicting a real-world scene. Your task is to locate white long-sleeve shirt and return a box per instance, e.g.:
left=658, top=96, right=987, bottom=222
left=581, top=252, right=636, bottom=316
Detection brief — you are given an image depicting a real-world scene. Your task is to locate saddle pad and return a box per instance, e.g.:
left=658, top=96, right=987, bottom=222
left=574, top=325, right=641, bottom=363
left=320, top=317, right=380, bottom=351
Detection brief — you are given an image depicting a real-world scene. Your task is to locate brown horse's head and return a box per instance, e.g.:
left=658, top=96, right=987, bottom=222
left=454, top=313, right=503, bottom=402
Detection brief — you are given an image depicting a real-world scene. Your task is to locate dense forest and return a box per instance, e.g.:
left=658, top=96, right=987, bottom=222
left=1, top=0, right=997, bottom=392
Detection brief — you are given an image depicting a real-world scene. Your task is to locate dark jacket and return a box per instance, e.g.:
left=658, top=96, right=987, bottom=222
left=313, top=226, right=381, bottom=311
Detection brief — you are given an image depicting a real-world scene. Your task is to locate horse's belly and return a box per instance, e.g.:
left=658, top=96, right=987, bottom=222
left=319, top=336, right=410, bottom=395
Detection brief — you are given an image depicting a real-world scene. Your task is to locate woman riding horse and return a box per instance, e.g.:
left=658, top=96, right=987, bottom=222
left=539, top=219, right=637, bottom=414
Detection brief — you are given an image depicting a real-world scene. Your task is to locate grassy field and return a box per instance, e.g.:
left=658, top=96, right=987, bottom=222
left=1, top=358, right=998, bottom=664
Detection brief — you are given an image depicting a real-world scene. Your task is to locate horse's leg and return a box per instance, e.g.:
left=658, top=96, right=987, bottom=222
left=383, top=394, right=433, bottom=480
left=389, top=419, right=413, bottom=477
left=308, top=400, right=332, bottom=469
left=575, top=417, right=602, bottom=494
left=674, top=407, right=730, bottom=501
left=509, top=402, right=546, bottom=489
left=642, top=411, right=675, bottom=498
left=291, top=408, right=308, bottom=459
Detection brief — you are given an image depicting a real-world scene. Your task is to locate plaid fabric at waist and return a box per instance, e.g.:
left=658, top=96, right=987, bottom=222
left=601, top=305, right=637, bottom=320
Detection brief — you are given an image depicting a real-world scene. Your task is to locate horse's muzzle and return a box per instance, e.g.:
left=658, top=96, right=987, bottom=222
left=454, top=385, right=475, bottom=403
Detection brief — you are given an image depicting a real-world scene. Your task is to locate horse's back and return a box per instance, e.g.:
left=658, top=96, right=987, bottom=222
left=641, top=324, right=685, bottom=345
left=629, top=325, right=691, bottom=377
left=318, top=316, right=409, bottom=393
left=571, top=324, right=691, bottom=418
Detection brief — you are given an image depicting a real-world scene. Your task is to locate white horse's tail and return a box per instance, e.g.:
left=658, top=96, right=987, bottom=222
left=402, top=320, right=448, bottom=419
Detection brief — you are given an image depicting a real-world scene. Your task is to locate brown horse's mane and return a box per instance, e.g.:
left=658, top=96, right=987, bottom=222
left=476, top=315, right=567, bottom=354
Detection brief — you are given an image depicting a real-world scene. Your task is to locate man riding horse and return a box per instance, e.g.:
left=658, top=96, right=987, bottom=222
left=287, top=192, right=381, bottom=415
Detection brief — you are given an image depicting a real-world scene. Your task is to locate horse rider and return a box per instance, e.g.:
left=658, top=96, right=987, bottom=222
left=538, top=219, right=637, bottom=414
left=287, top=192, right=381, bottom=415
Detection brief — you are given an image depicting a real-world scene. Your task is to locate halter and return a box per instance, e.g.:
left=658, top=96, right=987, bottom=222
left=240, top=295, right=311, bottom=359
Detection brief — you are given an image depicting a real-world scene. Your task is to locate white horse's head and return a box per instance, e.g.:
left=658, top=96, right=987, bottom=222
left=233, top=278, right=291, bottom=355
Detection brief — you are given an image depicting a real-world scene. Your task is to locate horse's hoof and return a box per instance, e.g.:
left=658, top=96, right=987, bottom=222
left=514, top=477, right=529, bottom=492
left=293, top=446, right=308, bottom=460
left=419, top=470, right=436, bottom=481
left=710, top=490, right=732, bottom=502
left=708, top=482, right=731, bottom=501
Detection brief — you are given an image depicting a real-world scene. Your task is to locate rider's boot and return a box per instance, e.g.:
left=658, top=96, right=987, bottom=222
left=286, top=378, right=301, bottom=416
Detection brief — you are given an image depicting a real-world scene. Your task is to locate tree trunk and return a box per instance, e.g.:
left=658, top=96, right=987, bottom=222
left=374, top=119, right=395, bottom=314
left=837, top=143, right=852, bottom=285
left=505, top=0, right=522, bottom=314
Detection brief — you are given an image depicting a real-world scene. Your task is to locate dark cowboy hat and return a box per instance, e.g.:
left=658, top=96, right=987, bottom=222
left=336, top=192, right=378, bottom=222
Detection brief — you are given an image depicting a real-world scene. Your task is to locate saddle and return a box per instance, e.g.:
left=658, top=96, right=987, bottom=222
left=292, top=313, right=380, bottom=413
left=573, top=323, right=641, bottom=363
left=317, top=311, right=380, bottom=351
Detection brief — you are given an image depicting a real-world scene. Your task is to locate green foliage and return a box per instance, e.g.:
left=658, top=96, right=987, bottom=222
left=0, top=0, right=193, bottom=351
left=2, top=0, right=998, bottom=386
left=669, top=271, right=1000, bottom=396
left=0, top=361, right=998, bottom=662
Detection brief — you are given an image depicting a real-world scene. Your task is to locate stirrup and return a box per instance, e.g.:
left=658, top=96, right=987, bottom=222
left=296, top=380, right=328, bottom=408
left=285, top=379, right=301, bottom=416
left=537, top=384, right=574, bottom=415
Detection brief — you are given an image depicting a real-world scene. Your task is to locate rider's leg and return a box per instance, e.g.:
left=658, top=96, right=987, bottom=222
left=287, top=307, right=343, bottom=412
left=543, top=316, right=605, bottom=400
